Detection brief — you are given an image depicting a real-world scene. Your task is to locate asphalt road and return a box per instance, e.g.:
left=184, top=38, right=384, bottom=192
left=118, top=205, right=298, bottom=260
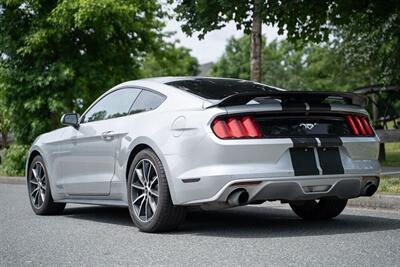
left=1, top=184, right=400, bottom=266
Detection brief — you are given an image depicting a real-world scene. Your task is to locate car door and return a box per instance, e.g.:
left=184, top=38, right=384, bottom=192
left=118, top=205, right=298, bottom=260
left=60, top=88, right=141, bottom=195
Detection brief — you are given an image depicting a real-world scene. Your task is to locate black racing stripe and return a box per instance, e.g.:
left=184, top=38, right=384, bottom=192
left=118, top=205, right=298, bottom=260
left=291, top=137, right=318, bottom=148
left=308, top=103, right=331, bottom=111
left=282, top=102, right=306, bottom=111
left=290, top=147, right=319, bottom=176
left=318, top=137, right=343, bottom=147
left=317, top=147, right=344, bottom=175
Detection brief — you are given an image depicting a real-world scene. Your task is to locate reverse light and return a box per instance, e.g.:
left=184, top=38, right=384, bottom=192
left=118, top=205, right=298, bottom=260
left=212, top=116, right=262, bottom=139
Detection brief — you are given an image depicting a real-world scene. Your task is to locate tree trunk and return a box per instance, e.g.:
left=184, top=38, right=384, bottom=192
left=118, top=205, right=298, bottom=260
left=50, top=112, right=58, bottom=130
left=250, top=0, right=262, bottom=82
left=1, top=131, right=7, bottom=149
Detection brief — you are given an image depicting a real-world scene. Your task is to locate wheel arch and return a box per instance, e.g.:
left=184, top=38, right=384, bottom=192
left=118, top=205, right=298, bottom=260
left=126, top=143, right=153, bottom=181
left=25, top=147, right=60, bottom=200
left=26, top=149, right=42, bottom=178
left=125, top=138, right=178, bottom=204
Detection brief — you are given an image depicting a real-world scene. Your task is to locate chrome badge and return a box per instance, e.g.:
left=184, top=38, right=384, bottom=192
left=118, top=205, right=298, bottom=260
left=299, top=123, right=317, bottom=130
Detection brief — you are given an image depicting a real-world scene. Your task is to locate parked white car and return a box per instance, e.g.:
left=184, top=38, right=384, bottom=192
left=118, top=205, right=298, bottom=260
left=26, top=77, right=381, bottom=232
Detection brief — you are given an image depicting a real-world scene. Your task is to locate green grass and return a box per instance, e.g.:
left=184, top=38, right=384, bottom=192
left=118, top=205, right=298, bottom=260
left=378, top=143, right=400, bottom=194
left=378, top=176, right=400, bottom=194
left=382, top=142, right=400, bottom=167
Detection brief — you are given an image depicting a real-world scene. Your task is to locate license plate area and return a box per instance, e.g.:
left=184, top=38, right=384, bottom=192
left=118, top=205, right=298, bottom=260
left=290, top=146, right=344, bottom=176
left=317, top=147, right=344, bottom=175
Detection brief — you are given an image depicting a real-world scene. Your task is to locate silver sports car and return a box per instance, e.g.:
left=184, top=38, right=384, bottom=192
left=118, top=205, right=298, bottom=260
left=26, top=77, right=381, bottom=232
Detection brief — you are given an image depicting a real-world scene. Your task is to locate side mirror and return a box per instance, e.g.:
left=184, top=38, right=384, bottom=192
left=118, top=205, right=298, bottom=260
left=61, top=113, right=79, bottom=128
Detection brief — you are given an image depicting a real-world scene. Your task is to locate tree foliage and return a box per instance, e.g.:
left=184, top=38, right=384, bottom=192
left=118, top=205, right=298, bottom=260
left=210, top=35, right=380, bottom=91
left=173, top=0, right=399, bottom=42
left=0, top=0, right=198, bottom=145
left=141, top=42, right=199, bottom=77
left=1, top=144, right=29, bottom=176
left=173, top=0, right=400, bottom=84
left=336, top=3, right=400, bottom=84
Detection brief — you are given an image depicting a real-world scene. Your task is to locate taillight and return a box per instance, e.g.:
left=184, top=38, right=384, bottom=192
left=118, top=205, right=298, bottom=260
left=212, top=116, right=262, bottom=139
left=346, top=115, right=373, bottom=136
left=241, top=116, right=262, bottom=137
left=360, top=117, right=373, bottom=135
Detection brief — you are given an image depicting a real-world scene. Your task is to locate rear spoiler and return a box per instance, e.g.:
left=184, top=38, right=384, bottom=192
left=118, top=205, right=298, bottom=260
left=206, top=91, right=368, bottom=108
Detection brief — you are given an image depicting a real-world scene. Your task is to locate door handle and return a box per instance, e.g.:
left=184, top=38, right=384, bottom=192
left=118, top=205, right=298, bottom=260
left=101, top=131, right=115, bottom=141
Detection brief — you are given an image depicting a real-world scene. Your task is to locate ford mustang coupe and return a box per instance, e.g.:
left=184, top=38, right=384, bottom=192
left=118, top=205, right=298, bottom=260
left=26, top=77, right=381, bottom=232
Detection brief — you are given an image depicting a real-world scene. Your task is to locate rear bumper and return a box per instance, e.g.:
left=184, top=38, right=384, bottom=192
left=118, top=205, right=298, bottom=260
left=180, top=173, right=380, bottom=205
left=164, top=127, right=381, bottom=205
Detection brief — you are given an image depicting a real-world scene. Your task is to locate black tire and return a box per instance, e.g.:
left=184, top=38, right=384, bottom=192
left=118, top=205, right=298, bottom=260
left=27, top=155, right=66, bottom=215
left=127, top=149, right=186, bottom=232
left=289, top=198, right=347, bottom=220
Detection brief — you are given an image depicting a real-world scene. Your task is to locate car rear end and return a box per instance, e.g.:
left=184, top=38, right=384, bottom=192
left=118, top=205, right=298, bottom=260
left=164, top=79, right=381, bottom=207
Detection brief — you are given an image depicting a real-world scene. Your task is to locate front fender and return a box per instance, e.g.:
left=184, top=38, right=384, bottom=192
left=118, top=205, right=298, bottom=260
left=26, top=145, right=61, bottom=200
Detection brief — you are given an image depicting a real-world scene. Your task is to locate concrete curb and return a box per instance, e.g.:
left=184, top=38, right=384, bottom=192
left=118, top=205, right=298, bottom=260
left=348, top=194, right=400, bottom=211
left=0, top=176, right=24, bottom=184
left=382, top=171, right=400, bottom=176
left=0, top=175, right=399, bottom=210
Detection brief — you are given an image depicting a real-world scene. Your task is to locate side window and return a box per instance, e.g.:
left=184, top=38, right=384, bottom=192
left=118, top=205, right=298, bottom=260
left=82, top=88, right=140, bottom=123
left=129, top=90, right=166, bottom=115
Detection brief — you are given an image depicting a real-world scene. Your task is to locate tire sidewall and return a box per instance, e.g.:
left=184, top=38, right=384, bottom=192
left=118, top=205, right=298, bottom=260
left=127, top=149, right=169, bottom=231
left=289, top=198, right=347, bottom=220
left=27, top=156, right=53, bottom=215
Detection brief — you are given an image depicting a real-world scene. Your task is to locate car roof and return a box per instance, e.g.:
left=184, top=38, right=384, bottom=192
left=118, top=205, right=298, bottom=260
left=139, top=76, right=284, bottom=91
left=110, top=76, right=284, bottom=105
left=139, top=76, right=244, bottom=84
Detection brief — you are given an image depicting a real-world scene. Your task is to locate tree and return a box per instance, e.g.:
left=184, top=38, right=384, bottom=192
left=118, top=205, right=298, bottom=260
left=0, top=0, right=164, bottom=144
left=172, top=0, right=265, bottom=82
left=209, top=36, right=251, bottom=80
left=173, top=0, right=399, bottom=83
left=210, top=35, right=381, bottom=91
left=141, top=42, right=199, bottom=77
left=336, top=8, right=400, bottom=85
left=0, top=102, right=10, bottom=149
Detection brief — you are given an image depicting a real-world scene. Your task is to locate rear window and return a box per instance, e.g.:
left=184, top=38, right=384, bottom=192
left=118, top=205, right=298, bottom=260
left=166, top=78, right=277, bottom=100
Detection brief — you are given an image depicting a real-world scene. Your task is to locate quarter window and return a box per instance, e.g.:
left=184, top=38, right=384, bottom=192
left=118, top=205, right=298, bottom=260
left=82, top=88, right=140, bottom=123
left=129, top=90, right=166, bottom=114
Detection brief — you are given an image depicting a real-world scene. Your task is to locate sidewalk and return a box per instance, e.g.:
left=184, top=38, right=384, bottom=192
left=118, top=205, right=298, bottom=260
left=0, top=175, right=24, bottom=184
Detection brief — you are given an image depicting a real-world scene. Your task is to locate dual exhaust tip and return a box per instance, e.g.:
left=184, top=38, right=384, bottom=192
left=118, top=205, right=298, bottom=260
left=226, top=176, right=379, bottom=206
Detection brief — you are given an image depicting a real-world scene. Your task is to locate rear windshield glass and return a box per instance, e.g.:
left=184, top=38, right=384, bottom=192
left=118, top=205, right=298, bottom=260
left=166, top=78, right=278, bottom=100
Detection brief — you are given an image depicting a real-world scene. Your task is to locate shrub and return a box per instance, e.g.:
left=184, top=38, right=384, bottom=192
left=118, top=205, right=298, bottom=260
left=1, top=144, right=29, bottom=176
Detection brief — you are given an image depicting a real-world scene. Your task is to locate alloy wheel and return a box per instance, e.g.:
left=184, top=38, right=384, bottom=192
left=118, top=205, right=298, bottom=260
left=131, top=159, right=159, bottom=222
left=29, top=161, right=47, bottom=209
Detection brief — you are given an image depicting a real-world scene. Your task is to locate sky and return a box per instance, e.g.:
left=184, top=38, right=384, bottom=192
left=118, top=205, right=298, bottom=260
left=164, top=19, right=284, bottom=65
